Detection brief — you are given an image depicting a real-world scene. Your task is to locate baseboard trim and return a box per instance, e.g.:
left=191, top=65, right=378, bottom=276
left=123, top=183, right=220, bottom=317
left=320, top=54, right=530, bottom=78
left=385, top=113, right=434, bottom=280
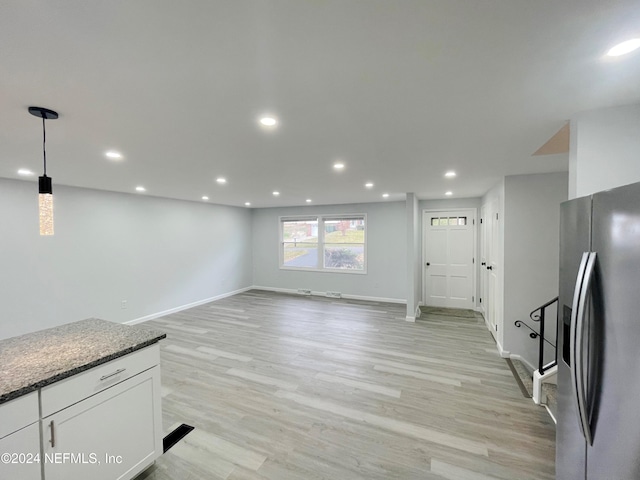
left=124, top=286, right=253, bottom=325
left=496, top=340, right=510, bottom=358
left=251, top=285, right=406, bottom=305
left=405, top=316, right=416, bottom=322
left=543, top=404, right=557, bottom=425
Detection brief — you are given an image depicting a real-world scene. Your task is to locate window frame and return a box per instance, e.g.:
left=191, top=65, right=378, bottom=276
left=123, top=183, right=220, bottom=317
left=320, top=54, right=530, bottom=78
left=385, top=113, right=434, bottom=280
left=279, top=214, right=367, bottom=274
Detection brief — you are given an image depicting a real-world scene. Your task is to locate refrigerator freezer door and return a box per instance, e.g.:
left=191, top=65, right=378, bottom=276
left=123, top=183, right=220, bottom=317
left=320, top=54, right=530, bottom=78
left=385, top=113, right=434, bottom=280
left=557, top=195, right=592, bottom=480
left=587, top=182, right=640, bottom=479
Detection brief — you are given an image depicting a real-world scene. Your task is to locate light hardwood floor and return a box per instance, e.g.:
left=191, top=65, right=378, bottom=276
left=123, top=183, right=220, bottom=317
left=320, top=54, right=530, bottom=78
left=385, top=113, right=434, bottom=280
left=136, top=290, right=555, bottom=480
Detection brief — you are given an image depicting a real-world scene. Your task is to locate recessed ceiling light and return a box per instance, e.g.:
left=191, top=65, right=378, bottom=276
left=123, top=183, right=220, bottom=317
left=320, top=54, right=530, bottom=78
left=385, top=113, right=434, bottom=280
left=365, top=182, right=374, bottom=188
left=272, top=191, right=280, bottom=196
left=136, top=186, right=146, bottom=192
left=444, top=171, right=456, bottom=178
left=607, top=38, right=640, bottom=57
left=445, top=191, right=453, bottom=196
left=202, top=196, right=209, bottom=201
left=382, top=193, right=390, bottom=198
left=18, top=168, right=35, bottom=176
left=333, top=162, right=345, bottom=170
left=216, top=177, right=227, bottom=184
left=244, top=202, right=251, bottom=207
left=105, top=151, right=123, bottom=160
left=306, top=199, right=312, bottom=203
left=259, top=116, right=278, bottom=127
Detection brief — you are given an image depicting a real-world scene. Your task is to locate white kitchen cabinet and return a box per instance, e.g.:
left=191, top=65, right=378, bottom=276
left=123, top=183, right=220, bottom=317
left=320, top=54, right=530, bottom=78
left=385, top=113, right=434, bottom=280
left=0, top=392, right=41, bottom=480
left=41, top=346, right=163, bottom=480
left=0, top=422, right=42, bottom=480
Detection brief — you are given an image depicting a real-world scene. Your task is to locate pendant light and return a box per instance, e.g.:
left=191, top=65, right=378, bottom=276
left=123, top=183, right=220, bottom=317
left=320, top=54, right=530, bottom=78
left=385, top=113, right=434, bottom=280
left=28, top=106, right=59, bottom=236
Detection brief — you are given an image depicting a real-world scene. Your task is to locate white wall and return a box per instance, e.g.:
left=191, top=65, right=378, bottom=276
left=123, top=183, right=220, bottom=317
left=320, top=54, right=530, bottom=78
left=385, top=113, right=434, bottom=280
left=251, top=202, right=407, bottom=302
left=570, top=103, right=640, bottom=198
left=503, top=172, right=568, bottom=369
left=0, top=178, right=253, bottom=340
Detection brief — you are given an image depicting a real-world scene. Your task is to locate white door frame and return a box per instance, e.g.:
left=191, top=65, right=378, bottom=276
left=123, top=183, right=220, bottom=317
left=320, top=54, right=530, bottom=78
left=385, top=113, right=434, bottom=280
left=479, top=204, right=487, bottom=316
left=422, top=208, right=478, bottom=310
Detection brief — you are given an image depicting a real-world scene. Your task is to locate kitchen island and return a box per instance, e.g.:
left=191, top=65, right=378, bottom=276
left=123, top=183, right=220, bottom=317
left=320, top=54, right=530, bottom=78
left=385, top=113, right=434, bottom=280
left=0, top=318, right=166, bottom=480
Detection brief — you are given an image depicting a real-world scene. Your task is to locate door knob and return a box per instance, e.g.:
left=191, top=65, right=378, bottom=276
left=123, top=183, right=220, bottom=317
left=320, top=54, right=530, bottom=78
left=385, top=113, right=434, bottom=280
left=426, top=262, right=430, bottom=266
left=481, top=262, right=486, bottom=266
left=487, top=265, right=493, bottom=270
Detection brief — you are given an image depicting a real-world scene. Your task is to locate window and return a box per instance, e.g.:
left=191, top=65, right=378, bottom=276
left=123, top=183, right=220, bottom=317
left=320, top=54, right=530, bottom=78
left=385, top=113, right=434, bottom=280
left=430, top=216, right=467, bottom=226
left=280, top=215, right=366, bottom=273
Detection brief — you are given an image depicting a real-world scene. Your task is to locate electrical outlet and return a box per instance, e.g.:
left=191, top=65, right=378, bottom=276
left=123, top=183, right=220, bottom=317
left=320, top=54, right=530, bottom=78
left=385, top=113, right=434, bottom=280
left=297, top=289, right=312, bottom=295
left=121, top=300, right=127, bottom=309
left=326, top=291, right=342, bottom=298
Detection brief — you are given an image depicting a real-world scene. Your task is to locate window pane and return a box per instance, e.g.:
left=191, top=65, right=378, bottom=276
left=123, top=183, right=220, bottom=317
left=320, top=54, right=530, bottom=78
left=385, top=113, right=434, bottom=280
left=282, top=220, right=318, bottom=244
left=458, top=217, right=467, bottom=225
left=282, top=220, right=319, bottom=268
left=324, top=245, right=365, bottom=270
left=431, top=218, right=438, bottom=226
left=324, top=218, right=365, bottom=244
left=448, top=217, right=457, bottom=225
left=282, top=242, right=318, bottom=268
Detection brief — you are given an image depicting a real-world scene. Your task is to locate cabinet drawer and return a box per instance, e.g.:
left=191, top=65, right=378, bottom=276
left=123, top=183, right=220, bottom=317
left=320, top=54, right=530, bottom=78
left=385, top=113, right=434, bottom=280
left=0, top=391, right=39, bottom=439
left=41, top=344, right=159, bottom=417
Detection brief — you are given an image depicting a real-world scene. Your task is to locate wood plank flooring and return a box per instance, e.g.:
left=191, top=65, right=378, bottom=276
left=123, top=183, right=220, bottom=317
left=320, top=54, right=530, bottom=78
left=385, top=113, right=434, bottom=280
left=136, top=290, right=555, bottom=480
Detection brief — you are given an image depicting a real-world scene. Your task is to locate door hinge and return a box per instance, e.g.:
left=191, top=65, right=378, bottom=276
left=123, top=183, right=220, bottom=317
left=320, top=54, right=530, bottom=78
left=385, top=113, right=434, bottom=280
left=480, top=218, right=483, bottom=224
left=496, top=213, right=499, bottom=220
left=472, top=257, right=475, bottom=264
left=472, top=296, right=475, bottom=302
left=473, top=219, right=475, bottom=225
left=479, top=297, right=482, bottom=303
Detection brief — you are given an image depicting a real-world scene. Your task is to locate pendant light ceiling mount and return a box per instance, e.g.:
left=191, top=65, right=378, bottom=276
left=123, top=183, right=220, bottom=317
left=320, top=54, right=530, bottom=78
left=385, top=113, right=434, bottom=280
left=28, top=106, right=59, bottom=120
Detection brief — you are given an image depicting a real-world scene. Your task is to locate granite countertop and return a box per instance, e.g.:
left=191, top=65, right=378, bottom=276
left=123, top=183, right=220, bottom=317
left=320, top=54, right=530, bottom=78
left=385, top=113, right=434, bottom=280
left=0, top=318, right=166, bottom=405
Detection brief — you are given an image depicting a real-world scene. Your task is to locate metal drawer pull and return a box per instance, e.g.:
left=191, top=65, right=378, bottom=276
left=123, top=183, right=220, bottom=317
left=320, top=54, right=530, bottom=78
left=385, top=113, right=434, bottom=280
left=49, top=420, right=55, bottom=448
left=100, top=368, right=126, bottom=381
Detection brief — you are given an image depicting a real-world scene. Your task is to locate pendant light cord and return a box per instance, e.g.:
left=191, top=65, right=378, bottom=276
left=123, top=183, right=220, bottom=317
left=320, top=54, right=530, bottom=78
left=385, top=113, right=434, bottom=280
left=42, top=116, right=47, bottom=177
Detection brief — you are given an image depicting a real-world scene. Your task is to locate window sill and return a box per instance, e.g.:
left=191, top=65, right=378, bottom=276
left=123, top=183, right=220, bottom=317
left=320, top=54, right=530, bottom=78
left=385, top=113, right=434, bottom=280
left=279, top=266, right=367, bottom=275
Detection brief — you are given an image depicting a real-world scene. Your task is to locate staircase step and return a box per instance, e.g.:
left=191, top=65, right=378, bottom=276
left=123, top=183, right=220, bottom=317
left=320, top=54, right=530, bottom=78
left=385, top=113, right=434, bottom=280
left=506, top=359, right=533, bottom=398
left=505, top=359, right=557, bottom=423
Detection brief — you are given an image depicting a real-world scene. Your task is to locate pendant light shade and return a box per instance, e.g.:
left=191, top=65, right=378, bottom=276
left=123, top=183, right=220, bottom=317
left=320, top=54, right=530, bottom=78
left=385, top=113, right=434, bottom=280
left=28, top=106, right=58, bottom=236
left=39, top=176, right=54, bottom=236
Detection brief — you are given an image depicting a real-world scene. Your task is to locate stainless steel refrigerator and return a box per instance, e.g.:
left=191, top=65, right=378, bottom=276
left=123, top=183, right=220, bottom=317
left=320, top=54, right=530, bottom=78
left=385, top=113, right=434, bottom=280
left=557, top=180, right=640, bottom=479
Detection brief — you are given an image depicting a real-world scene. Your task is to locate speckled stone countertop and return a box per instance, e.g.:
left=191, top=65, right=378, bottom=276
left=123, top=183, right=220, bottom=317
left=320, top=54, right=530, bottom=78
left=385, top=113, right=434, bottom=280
left=0, top=318, right=166, bottom=405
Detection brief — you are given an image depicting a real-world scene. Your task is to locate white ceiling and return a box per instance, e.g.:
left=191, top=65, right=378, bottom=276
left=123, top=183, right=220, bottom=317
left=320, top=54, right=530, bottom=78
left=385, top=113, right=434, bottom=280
left=1, top=1, right=639, bottom=208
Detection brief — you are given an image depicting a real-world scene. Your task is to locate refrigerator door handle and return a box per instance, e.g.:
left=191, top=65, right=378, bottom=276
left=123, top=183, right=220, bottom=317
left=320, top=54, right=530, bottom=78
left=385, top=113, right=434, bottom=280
left=575, top=251, right=597, bottom=446
left=570, top=252, right=589, bottom=440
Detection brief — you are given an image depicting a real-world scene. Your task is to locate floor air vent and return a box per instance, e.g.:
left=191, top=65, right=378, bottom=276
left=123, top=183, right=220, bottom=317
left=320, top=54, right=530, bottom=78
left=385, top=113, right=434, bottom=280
left=163, top=423, right=195, bottom=453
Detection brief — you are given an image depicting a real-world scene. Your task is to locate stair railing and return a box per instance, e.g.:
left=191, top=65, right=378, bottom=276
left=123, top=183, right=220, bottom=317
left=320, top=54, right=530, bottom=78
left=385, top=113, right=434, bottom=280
left=514, top=296, right=558, bottom=375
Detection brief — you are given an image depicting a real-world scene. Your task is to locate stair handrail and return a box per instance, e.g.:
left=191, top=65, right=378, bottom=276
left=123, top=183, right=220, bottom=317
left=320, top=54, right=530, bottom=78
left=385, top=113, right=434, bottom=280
left=514, top=320, right=556, bottom=346
left=530, top=296, right=559, bottom=322
left=515, top=296, right=559, bottom=375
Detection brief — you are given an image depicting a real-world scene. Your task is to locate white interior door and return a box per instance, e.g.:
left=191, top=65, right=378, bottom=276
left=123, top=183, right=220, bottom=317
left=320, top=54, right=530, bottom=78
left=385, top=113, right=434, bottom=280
left=488, top=200, right=500, bottom=333
left=423, top=210, right=476, bottom=310
left=482, top=199, right=499, bottom=335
